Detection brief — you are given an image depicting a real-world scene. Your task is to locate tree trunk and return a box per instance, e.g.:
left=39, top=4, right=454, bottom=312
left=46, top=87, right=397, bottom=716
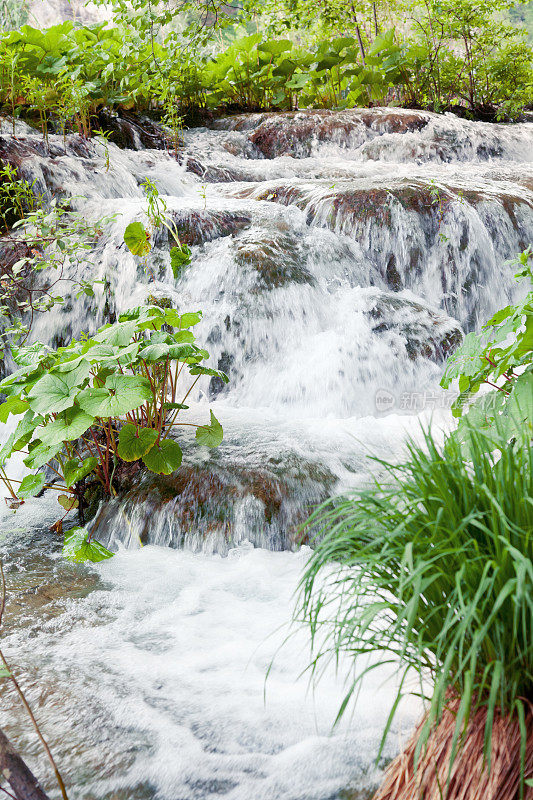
left=0, top=727, right=50, bottom=800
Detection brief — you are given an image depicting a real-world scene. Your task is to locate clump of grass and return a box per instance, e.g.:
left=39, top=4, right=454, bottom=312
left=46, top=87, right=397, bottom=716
left=298, top=426, right=533, bottom=798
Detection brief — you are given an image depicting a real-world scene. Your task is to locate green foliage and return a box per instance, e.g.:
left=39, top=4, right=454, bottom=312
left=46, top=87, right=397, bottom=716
left=0, top=11, right=529, bottom=126
left=0, top=196, right=110, bottom=361
left=0, top=163, right=38, bottom=231
left=0, top=304, right=228, bottom=553
left=124, top=220, right=151, bottom=257
left=124, top=179, right=191, bottom=281
left=441, top=248, right=533, bottom=446
left=62, top=526, right=113, bottom=562
left=298, top=425, right=533, bottom=787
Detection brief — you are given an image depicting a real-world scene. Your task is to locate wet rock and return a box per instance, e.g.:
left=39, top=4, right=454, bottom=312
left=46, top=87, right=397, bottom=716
left=169, top=208, right=252, bottom=246
left=96, top=109, right=169, bottom=151
left=232, top=229, right=316, bottom=290
left=213, top=109, right=431, bottom=158
left=209, top=351, right=234, bottom=397
left=90, top=453, right=336, bottom=554
left=385, top=254, right=402, bottom=291
left=366, top=289, right=463, bottom=361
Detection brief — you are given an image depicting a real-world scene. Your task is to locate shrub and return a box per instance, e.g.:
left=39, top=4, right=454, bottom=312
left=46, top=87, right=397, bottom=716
left=0, top=304, right=227, bottom=559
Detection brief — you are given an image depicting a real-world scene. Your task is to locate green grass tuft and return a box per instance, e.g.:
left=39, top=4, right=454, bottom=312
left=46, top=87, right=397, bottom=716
left=298, top=426, right=533, bottom=777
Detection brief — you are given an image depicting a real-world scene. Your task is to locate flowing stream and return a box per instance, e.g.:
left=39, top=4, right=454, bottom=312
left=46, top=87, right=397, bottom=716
left=0, top=107, right=532, bottom=799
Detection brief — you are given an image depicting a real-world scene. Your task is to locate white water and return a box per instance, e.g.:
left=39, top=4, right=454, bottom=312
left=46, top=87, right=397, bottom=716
left=0, top=497, right=421, bottom=800
left=0, top=108, right=531, bottom=798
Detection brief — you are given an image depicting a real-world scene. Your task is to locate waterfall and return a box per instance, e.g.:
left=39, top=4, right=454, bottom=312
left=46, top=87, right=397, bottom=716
left=0, top=108, right=531, bottom=800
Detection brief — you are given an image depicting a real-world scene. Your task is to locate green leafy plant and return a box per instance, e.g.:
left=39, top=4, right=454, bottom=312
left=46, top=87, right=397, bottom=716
left=0, top=198, right=111, bottom=360
left=0, top=304, right=227, bottom=558
left=0, top=163, right=38, bottom=231
left=124, top=178, right=191, bottom=280
left=441, top=248, right=533, bottom=447
left=298, top=424, right=533, bottom=799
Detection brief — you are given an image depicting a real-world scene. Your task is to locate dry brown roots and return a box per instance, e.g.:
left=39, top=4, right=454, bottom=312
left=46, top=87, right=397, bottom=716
left=373, top=696, right=533, bottom=800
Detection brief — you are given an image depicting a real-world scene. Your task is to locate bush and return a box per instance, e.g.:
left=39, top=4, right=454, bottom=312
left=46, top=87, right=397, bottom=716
left=0, top=304, right=228, bottom=559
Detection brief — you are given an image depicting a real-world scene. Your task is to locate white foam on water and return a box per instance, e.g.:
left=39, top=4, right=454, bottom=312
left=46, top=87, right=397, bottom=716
left=0, top=535, right=421, bottom=800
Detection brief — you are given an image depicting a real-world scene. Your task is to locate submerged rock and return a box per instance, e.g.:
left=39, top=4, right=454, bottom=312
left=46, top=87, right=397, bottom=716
left=169, top=208, right=252, bottom=246
left=212, top=108, right=533, bottom=163
left=232, top=229, right=316, bottom=290
left=96, top=109, right=169, bottom=151
left=364, top=289, right=463, bottom=361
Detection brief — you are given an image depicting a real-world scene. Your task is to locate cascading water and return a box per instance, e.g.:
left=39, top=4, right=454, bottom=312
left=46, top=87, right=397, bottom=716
left=0, top=108, right=531, bottom=799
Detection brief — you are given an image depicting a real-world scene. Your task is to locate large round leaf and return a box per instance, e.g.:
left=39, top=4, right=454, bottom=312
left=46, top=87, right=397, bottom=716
left=164, top=309, right=202, bottom=329
left=24, top=440, right=63, bottom=470
left=38, top=406, right=95, bottom=447
left=142, top=439, right=182, bottom=475
left=0, top=396, right=29, bottom=423
left=170, top=245, right=191, bottom=279
left=27, top=362, right=90, bottom=415
left=63, top=527, right=113, bottom=563
left=17, top=473, right=46, bottom=499
left=63, top=456, right=99, bottom=488
left=77, top=375, right=152, bottom=418
left=124, top=221, right=151, bottom=257
left=93, top=321, right=138, bottom=347
left=257, top=39, right=293, bottom=56
left=117, top=423, right=159, bottom=461
left=195, top=411, right=223, bottom=448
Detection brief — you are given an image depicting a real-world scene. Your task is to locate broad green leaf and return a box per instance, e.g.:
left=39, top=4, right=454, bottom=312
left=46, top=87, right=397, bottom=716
left=62, top=526, right=113, bottom=563
left=0, top=363, right=44, bottom=391
left=63, top=456, right=98, bottom=488
left=38, top=406, right=95, bottom=447
left=483, top=305, right=513, bottom=328
left=170, top=245, right=191, bottom=279
left=173, top=330, right=195, bottom=344
left=17, top=473, right=46, bottom=499
left=195, top=411, right=223, bottom=448
left=168, top=343, right=200, bottom=361
left=93, top=320, right=137, bottom=346
left=0, top=396, right=28, bottom=423
left=77, top=375, right=152, bottom=418
left=440, top=332, right=483, bottom=389
left=189, top=365, right=229, bottom=383
left=137, top=342, right=171, bottom=362
left=164, top=309, right=202, bottom=328
left=272, top=58, right=297, bottom=77
left=117, top=423, right=158, bottom=461
left=118, top=305, right=163, bottom=324
left=118, top=305, right=165, bottom=330
left=124, top=221, right=151, bottom=257
left=24, top=440, right=62, bottom=470
left=257, top=39, right=293, bottom=56
left=11, top=341, right=49, bottom=366
left=506, top=371, right=533, bottom=422
left=27, top=362, right=90, bottom=415
left=82, top=342, right=140, bottom=365
left=0, top=432, right=16, bottom=466
left=142, top=438, right=182, bottom=474
left=58, top=494, right=78, bottom=510
left=11, top=410, right=42, bottom=452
